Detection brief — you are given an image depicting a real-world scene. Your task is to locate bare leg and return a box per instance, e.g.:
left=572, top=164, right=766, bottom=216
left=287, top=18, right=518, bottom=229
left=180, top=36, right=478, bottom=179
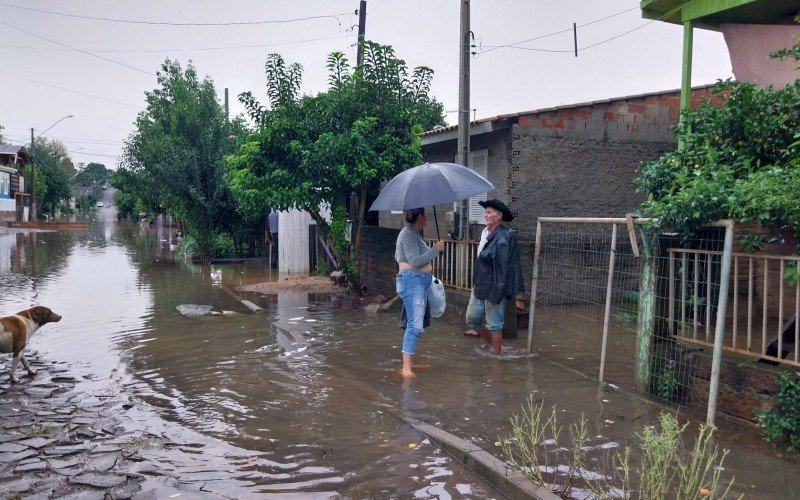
left=20, top=353, right=36, bottom=378
left=491, top=332, right=502, bottom=355
left=478, top=327, right=492, bottom=347
left=401, top=353, right=416, bottom=378
left=10, top=353, right=21, bottom=383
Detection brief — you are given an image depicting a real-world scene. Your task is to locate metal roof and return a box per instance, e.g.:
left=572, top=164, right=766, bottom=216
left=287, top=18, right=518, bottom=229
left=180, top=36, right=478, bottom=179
left=640, top=0, right=799, bottom=30
left=0, top=144, right=25, bottom=155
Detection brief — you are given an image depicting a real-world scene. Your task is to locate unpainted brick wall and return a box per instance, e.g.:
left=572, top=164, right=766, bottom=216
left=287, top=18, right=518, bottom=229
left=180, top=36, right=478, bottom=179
left=359, top=225, right=401, bottom=298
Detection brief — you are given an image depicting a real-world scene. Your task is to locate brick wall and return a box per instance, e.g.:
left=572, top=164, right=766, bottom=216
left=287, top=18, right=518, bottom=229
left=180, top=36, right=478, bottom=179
left=359, top=225, right=401, bottom=298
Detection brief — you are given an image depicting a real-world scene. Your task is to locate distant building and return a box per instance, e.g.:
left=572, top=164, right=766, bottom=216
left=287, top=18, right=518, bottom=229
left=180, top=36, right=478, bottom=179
left=0, top=145, right=30, bottom=222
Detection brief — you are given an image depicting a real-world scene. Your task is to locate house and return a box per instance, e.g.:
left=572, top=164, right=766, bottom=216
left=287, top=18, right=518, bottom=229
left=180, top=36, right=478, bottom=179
left=366, top=85, right=726, bottom=301
left=0, top=145, right=30, bottom=223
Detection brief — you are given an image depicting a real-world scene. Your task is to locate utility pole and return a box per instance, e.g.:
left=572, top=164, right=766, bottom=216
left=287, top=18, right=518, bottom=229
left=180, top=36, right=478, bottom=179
left=456, top=0, right=471, bottom=240
left=224, top=88, right=229, bottom=122
left=356, top=1, right=367, bottom=67
left=30, top=128, right=36, bottom=221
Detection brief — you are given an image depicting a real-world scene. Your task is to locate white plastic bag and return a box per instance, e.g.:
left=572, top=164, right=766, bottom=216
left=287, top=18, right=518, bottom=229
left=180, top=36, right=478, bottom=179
left=427, top=276, right=446, bottom=318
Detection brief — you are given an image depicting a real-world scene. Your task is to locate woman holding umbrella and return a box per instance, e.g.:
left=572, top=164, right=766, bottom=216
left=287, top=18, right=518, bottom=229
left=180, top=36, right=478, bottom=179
left=395, top=207, right=445, bottom=378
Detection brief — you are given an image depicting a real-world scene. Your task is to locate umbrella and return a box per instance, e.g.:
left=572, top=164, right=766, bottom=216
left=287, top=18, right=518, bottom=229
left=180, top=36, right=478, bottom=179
left=369, top=162, right=495, bottom=239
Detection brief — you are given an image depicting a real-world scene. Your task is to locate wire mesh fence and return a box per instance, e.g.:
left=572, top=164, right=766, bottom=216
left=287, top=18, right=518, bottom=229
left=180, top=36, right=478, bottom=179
left=527, top=218, right=736, bottom=416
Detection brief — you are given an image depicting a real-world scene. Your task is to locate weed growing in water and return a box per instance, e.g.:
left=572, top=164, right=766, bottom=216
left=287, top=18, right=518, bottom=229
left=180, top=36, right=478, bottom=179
left=502, top=393, right=739, bottom=499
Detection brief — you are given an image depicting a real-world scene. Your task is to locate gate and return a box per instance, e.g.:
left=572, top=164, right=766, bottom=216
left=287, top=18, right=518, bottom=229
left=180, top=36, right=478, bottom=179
left=526, top=217, right=737, bottom=426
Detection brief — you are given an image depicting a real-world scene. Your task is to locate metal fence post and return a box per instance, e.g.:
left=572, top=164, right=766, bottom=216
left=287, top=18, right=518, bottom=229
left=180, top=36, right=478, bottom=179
left=706, top=220, right=734, bottom=427
left=599, top=224, right=619, bottom=383
left=526, top=219, right=542, bottom=352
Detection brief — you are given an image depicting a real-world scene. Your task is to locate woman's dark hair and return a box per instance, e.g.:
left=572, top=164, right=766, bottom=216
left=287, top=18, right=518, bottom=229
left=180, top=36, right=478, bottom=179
left=404, top=207, right=425, bottom=224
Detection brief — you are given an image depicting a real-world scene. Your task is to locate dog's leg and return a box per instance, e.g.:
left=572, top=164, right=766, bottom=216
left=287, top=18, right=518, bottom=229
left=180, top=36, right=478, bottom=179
left=20, top=352, right=36, bottom=378
left=10, top=353, right=21, bottom=383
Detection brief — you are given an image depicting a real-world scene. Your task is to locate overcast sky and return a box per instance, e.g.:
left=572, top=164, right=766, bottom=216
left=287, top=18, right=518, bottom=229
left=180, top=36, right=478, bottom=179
left=0, top=0, right=734, bottom=168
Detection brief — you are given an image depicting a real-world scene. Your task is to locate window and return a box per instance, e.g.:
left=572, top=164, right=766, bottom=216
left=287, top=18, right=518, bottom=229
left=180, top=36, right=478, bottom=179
left=468, top=149, right=489, bottom=223
left=0, top=172, right=9, bottom=198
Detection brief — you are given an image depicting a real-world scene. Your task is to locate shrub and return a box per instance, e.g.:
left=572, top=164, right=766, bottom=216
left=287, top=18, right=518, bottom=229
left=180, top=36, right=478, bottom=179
left=637, top=81, right=800, bottom=237
left=757, top=371, right=800, bottom=454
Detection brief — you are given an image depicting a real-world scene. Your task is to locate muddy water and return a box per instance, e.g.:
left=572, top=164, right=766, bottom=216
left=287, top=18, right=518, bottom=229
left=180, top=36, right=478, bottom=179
left=2, top=213, right=799, bottom=498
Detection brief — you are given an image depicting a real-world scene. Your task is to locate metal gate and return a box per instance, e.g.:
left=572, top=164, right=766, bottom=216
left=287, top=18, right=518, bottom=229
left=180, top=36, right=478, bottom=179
left=526, top=217, right=736, bottom=426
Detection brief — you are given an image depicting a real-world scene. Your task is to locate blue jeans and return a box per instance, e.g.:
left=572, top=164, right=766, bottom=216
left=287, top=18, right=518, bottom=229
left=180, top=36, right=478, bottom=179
left=465, top=288, right=506, bottom=333
left=396, top=270, right=432, bottom=355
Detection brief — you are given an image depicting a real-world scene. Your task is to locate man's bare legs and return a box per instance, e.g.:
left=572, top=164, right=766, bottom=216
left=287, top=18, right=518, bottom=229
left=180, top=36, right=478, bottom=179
left=478, top=328, right=502, bottom=355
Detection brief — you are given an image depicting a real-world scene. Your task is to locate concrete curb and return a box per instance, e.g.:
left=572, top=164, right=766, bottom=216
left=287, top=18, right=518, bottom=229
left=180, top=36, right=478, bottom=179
left=270, top=320, right=557, bottom=499
left=407, top=420, right=560, bottom=500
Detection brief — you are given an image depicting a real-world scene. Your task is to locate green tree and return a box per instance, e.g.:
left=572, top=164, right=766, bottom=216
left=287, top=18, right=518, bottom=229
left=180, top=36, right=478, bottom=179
left=71, top=162, right=111, bottom=210
left=27, top=137, right=73, bottom=219
left=119, top=59, right=244, bottom=263
left=228, top=42, right=445, bottom=286
left=637, top=80, right=800, bottom=236
left=0, top=123, right=5, bottom=144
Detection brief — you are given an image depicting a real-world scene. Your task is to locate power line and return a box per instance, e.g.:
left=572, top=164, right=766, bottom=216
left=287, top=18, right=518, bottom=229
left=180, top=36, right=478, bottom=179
left=477, top=5, right=681, bottom=56
left=0, top=69, right=143, bottom=108
left=68, top=149, right=120, bottom=159
left=479, top=7, right=639, bottom=54
left=0, top=20, right=155, bottom=76
left=0, top=34, right=353, bottom=53
left=0, top=2, right=348, bottom=27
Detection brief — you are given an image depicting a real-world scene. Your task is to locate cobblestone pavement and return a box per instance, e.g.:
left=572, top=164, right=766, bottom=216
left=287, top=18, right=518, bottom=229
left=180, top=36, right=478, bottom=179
left=1, top=353, right=166, bottom=499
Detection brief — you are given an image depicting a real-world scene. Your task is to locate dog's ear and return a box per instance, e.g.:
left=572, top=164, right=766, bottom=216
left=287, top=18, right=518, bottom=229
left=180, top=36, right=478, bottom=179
left=31, top=306, right=51, bottom=323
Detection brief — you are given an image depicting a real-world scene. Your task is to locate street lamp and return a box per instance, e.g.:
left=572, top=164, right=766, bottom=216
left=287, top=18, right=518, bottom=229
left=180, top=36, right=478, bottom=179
left=30, top=114, right=74, bottom=221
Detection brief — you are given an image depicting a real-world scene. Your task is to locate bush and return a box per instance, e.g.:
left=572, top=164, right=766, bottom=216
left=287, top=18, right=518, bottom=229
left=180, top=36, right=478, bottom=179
left=177, top=233, right=238, bottom=260
left=637, top=80, right=800, bottom=237
left=757, top=371, right=800, bottom=454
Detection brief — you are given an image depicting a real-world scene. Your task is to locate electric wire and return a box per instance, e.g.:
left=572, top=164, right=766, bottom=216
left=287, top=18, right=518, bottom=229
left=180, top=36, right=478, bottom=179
left=476, top=5, right=682, bottom=56
left=0, top=20, right=155, bottom=76
left=0, top=34, right=353, bottom=53
left=0, top=2, right=348, bottom=27
left=0, top=70, right=143, bottom=109
left=479, top=7, right=639, bottom=53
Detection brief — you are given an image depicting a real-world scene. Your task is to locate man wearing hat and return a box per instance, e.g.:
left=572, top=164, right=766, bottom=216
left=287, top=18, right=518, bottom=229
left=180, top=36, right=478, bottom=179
left=466, top=199, right=524, bottom=354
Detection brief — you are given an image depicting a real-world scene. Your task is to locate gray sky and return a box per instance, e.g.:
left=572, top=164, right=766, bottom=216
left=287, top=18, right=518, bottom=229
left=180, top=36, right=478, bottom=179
left=0, top=0, right=734, bottom=168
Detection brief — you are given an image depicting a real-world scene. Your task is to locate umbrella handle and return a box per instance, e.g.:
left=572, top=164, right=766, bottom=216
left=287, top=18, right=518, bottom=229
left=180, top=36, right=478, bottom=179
left=433, top=205, right=440, bottom=240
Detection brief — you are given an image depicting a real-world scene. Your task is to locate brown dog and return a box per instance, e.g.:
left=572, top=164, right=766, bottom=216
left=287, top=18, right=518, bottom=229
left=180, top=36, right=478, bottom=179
left=0, top=306, right=62, bottom=383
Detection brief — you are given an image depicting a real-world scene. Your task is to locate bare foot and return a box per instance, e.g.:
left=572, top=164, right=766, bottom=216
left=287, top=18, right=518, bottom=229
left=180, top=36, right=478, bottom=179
left=464, top=329, right=479, bottom=337
left=399, top=369, right=416, bottom=379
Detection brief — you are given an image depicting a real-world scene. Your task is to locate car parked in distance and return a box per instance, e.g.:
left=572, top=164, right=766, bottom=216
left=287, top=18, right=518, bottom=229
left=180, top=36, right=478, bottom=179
left=97, top=202, right=105, bottom=207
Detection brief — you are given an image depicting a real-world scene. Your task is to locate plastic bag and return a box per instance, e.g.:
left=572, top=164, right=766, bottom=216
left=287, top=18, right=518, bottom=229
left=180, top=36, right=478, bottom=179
left=427, top=276, right=446, bottom=318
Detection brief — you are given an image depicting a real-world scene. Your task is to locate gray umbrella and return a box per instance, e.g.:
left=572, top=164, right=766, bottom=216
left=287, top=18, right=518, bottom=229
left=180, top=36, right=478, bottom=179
left=369, top=162, right=495, bottom=238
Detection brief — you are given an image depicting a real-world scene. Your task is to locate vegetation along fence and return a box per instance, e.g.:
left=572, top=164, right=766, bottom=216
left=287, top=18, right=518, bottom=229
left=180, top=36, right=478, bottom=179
left=526, top=217, right=745, bottom=426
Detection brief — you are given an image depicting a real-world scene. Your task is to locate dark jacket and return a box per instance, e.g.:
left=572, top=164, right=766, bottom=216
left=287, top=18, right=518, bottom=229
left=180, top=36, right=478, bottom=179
left=473, top=225, right=525, bottom=304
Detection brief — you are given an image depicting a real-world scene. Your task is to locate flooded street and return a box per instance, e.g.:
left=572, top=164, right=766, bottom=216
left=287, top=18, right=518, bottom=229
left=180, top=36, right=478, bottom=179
left=1, top=209, right=799, bottom=498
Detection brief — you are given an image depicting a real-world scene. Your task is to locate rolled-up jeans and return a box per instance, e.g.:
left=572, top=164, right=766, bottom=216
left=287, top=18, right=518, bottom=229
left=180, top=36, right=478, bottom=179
left=396, top=270, right=432, bottom=355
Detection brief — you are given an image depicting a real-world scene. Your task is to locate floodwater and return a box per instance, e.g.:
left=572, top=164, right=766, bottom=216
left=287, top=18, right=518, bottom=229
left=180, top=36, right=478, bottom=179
left=1, top=207, right=799, bottom=498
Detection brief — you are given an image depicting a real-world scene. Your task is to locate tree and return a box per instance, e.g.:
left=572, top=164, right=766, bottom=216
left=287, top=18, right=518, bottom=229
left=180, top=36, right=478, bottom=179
left=228, top=42, right=445, bottom=286
left=0, top=123, right=5, bottom=144
left=26, top=137, right=73, bottom=219
left=71, top=162, right=110, bottom=211
left=119, top=59, right=244, bottom=263
left=637, top=81, right=800, bottom=236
